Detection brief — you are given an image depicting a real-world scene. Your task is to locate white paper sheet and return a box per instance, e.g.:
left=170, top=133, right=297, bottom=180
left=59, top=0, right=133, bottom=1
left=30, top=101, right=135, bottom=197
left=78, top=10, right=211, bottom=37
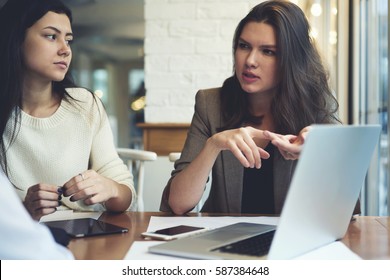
left=125, top=241, right=180, bottom=260
left=39, top=210, right=102, bottom=222
left=293, top=241, right=362, bottom=260
left=125, top=240, right=361, bottom=260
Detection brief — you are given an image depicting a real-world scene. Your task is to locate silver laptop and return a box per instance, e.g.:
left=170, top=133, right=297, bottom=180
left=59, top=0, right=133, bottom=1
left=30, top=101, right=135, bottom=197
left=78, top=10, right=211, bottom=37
left=149, top=125, right=381, bottom=259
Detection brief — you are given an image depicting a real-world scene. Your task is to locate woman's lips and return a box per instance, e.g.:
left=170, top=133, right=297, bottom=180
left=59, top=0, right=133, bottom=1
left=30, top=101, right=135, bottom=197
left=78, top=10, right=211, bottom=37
left=54, top=62, right=68, bottom=70
left=242, top=71, right=259, bottom=82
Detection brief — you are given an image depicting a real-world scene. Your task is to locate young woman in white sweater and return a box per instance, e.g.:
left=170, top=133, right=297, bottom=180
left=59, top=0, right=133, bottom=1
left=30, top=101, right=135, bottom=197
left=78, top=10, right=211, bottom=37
left=0, top=0, right=136, bottom=220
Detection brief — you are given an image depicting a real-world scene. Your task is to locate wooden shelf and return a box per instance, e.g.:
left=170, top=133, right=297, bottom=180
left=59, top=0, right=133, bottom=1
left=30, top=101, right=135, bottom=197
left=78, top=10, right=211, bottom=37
left=137, top=123, right=190, bottom=156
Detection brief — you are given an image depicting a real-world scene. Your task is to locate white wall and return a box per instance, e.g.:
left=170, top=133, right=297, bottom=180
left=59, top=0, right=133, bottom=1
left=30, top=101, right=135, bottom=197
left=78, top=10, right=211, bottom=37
left=144, top=0, right=261, bottom=123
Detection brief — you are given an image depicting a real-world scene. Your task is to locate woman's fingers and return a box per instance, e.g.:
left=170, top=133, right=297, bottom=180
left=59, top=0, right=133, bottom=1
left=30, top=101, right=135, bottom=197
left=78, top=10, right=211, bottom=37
left=24, top=184, right=60, bottom=220
left=263, top=129, right=306, bottom=160
left=211, top=127, right=272, bottom=168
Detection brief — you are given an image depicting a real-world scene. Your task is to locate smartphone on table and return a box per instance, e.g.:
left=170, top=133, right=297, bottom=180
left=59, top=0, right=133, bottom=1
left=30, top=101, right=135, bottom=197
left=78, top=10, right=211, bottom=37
left=141, top=225, right=208, bottom=241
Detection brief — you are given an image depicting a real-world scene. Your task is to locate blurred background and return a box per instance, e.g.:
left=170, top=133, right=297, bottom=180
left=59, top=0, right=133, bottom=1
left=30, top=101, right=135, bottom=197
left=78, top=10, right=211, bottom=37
left=66, top=0, right=145, bottom=149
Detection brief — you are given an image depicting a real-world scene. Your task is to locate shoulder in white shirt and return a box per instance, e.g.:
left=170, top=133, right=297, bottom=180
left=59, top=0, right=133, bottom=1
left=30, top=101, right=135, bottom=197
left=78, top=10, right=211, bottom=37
left=0, top=169, right=74, bottom=259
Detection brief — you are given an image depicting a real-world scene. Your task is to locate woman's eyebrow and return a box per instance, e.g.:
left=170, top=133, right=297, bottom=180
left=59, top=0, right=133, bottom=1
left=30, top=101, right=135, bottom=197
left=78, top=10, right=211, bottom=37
left=43, top=26, right=73, bottom=37
left=238, top=38, right=249, bottom=44
left=238, top=38, right=276, bottom=49
left=260, top=44, right=277, bottom=49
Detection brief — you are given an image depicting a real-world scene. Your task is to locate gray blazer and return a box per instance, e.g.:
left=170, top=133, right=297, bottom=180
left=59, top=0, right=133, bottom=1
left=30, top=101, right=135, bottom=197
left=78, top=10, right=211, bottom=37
left=160, top=88, right=297, bottom=214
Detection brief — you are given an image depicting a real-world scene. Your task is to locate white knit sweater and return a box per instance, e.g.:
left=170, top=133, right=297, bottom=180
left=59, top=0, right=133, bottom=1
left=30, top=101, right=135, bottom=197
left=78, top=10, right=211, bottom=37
left=4, top=88, right=136, bottom=211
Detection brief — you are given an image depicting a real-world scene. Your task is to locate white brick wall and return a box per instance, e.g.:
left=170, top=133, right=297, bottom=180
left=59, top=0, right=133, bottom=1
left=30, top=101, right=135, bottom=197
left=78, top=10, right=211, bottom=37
left=144, top=0, right=261, bottom=123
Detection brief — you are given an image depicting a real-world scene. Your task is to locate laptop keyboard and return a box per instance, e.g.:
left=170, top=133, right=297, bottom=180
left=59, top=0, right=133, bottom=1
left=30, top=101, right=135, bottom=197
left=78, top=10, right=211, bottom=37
left=212, top=230, right=276, bottom=257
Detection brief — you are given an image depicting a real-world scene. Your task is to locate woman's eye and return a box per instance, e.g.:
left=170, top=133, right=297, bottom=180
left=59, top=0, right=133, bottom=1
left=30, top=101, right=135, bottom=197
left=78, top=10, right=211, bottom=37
left=45, top=34, right=56, bottom=40
left=263, top=49, right=276, bottom=56
left=238, top=42, right=250, bottom=49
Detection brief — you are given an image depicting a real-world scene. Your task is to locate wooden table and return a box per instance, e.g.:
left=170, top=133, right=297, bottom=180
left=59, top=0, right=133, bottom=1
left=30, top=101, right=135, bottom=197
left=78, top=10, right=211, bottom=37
left=68, top=212, right=390, bottom=260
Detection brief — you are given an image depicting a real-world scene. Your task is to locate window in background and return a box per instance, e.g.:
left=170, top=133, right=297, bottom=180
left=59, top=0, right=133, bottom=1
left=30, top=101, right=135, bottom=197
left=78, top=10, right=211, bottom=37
left=92, top=69, right=108, bottom=106
left=357, top=0, right=388, bottom=215
left=300, top=0, right=338, bottom=92
left=298, top=0, right=350, bottom=123
left=128, top=69, right=145, bottom=149
left=299, top=0, right=388, bottom=215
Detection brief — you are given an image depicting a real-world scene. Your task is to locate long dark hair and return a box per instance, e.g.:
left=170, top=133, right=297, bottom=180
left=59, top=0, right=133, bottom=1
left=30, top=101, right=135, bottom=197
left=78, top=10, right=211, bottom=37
left=220, top=0, right=340, bottom=134
left=0, top=0, right=76, bottom=174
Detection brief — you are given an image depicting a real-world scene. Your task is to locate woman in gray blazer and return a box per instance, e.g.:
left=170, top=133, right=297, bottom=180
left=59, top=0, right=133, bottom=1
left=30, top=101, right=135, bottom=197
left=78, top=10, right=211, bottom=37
left=160, top=0, right=340, bottom=215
